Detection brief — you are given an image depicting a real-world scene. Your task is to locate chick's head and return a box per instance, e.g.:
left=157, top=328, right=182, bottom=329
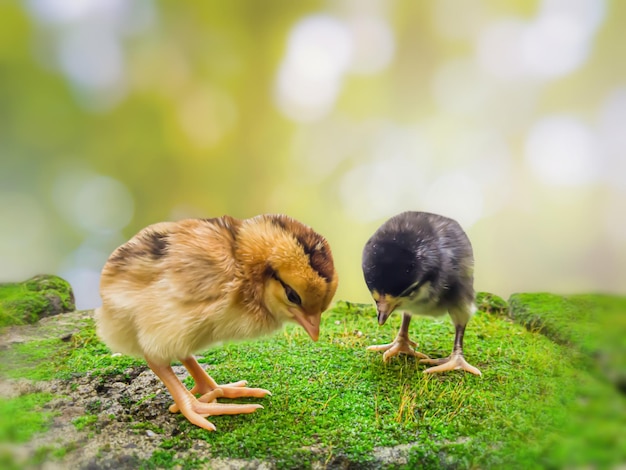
left=241, top=215, right=338, bottom=341
left=362, top=233, right=435, bottom=325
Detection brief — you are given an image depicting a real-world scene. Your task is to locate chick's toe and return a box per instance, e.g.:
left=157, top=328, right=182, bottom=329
left=420, top=353, right=482, bottom=376
left=367, top=338, right=429, bottom=362
left=367, top=312, right=429, bottom=361
left=170, top=383, right=270, bottom=413
left=168, top=357, right=271, bottom=413
left=180, top=400, right=264, bottom=432
left=148, top=360, right=264, bottom=431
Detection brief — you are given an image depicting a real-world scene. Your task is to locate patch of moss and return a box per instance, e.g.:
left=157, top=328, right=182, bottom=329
left=0, top=393, right=56, bottom=443
left=59, top=322, right=145, bottom=378
left=1, top=295, right=625, bottom=469
left=178, top=304, right=622, bottom=469
left=0, top=337, right=66, bottom=381
left=72, top=414, right=98, bottom=431
left=140, top=449, right=197, bottom=470
left=0, top=318, right=143, bottom=382
left=475, top=291, right=508, bottom=315
left=131, top=422, right=165, bottom=434
left=508, top=293, right=590, bottom=346
left=0, top=275, right=75, bottom=328
left=508, top=293, right=626, bottom=391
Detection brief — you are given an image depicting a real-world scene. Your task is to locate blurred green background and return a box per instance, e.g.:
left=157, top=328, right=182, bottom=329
left=1, top=0, right=625, bottom=309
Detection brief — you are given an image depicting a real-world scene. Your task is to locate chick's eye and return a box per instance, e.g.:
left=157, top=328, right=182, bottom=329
left=284, top=285, right=302, bottom=306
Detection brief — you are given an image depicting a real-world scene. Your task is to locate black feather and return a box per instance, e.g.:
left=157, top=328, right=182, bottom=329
left=362, top=211, right=474, bottom=307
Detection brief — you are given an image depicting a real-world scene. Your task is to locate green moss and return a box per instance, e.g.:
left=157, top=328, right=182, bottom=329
left=131, top=422, right=165, bottom=434
left=0, top=318, right=143, bottom=382
left=0, top=275, right=75, bottom=328
left=72, top=414, right=98, bottom=431
left=509, top=293, right=626, bottom=390
left=0, top=450, right=23, bottom=470
left=140, top=449, right=196, bottom=470
left=508, top=293, right=590, bottom=346
left=475, top=291, right=508, bottom=315
left=0, top=393, right=56, bottom=443
left=172, top=303, right=622, bottom=469
left=0, top=337, right=66, bottom=381
left=1, top=295, right=625, bottom=468
left=59, top=322, right=145, bottom=378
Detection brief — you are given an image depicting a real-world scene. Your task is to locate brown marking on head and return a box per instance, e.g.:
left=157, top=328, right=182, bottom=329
left=268, top=215, right=335, bottom=283
left=233, top=214, right=338, bottom=327
left=145, top=231, right=169, bottom=258
left=108, top=230, right=169, bottom=267
left=201, top=216, right=240, bottom=242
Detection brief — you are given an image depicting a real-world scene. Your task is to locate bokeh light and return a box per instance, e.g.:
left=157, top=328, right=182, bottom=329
left=177, top=86, right=238, bottom=149
left=0, top=0, right=624, bottom=310
left=57, top=26, right=124, bottom=90
left=346, top=16, right=394, bottom=75
left=525, top=116, right=599, bottom=187
left=424, top=173, right=484, bottom=229
left=275, top=15, right=352, bottom=122
left=52, top=169, right=135, bottom=233
left=598, top=87, right=626, bottom=191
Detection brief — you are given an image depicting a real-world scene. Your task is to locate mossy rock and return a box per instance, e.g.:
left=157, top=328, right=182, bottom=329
left=508, top=293, right=595, bottom=348
left=2, top=294, right=625, bottom=469
left=508, top=292, right=626, bottom=394
left=475, top=292, right=508, bottom=315
left=0, top=275, right=75, bottom=328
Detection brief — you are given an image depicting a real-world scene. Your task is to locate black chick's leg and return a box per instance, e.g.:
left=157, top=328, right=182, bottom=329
left=367, top=312, right=430, bottom=362
left=420, top=307, right=481, bottom=376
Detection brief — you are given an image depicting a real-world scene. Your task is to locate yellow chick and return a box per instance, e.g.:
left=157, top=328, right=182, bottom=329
left=95, top=215, right=338, bottom=431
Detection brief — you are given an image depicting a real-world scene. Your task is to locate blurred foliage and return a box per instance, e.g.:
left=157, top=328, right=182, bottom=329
left=1, top=1, right=625, bottom=308
left=509, top=292, right=626, bottom=392
left=0, top=274, right=75, bottom=327
left=0, top=1, right=317, bottom=221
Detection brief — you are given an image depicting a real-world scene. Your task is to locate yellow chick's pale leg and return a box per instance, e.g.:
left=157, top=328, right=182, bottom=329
left=146, top=359, right=263, bottom=432
left=367, top=313, right=430, bottom=362
left=168, top=356, right=271, bottom=413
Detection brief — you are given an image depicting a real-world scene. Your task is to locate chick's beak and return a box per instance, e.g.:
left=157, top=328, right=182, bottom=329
left=289, top=308, right=321, bottom=342
left=376, top=297, right=399, bottom=325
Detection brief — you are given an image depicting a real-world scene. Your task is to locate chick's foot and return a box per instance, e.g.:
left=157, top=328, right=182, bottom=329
left=175, top=391, right=264, bottom=431
left=168, top=380, right=271, bottom=412
left=168, top=357, right=271, bottom=413
left=420, top=353, right=481, bottom=376
left=147, top=360, right=266, bottom=431
left=210, top=380, right=272, bottom=399
left=367, top=337, right=430, bottom=362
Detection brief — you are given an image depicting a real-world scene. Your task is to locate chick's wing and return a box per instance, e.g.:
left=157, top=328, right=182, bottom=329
left=101, top=217, right=243, bottom=313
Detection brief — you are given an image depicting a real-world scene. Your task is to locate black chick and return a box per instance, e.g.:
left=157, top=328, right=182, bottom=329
left=362, top=211, right=481, bottom=375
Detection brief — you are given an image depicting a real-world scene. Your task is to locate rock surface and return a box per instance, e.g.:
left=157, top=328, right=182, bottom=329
left=0, top=275, right=75, bottom=327
left=1, top=291, right=624, bottom=469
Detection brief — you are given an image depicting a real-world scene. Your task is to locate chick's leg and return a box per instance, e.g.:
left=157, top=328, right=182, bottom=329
left=146, top=359, right=263, bottom=431
left=367, top=313, right=430, bottom=362
left=420, top=307, right=481, bottom=376
left=168, top=356, right=271, bottom=413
